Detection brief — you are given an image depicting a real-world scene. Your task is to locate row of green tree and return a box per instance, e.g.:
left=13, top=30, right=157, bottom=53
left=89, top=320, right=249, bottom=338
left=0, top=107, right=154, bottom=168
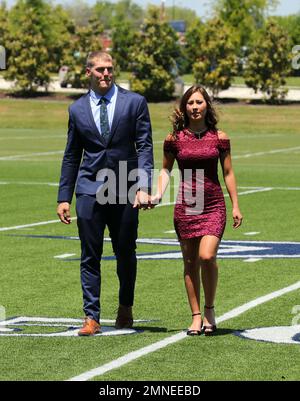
left=0, top=0, right=298, bottom=102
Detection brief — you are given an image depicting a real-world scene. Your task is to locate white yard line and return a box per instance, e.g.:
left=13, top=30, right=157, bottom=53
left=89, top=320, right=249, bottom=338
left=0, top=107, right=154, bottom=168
left=216, top=281, right=300, bottom=323
left=54, top=253, right=76, bottom=259
left=0, top=151, right=64, bottom=160
left=237, top=186, right=300, bottom=191
left=154, top=187, right=272, bottom=208
left=0, top=181, right=58, bottom=186
left=1, top=146, right=298, bottom=162
left=268, top=187, right=300, bottom=191
left=67, top=280, right=300, bottom=381
left=233, top=146, right=300, bottom=159
left=227, top=188, right=273, bottom=196
left=233, top=134, right=284, bottom=139
left=0, top=218, right=77, bottom=232
left=0, top=135, right=65, bottom=141
left=158, top=187, right=274, bottom=207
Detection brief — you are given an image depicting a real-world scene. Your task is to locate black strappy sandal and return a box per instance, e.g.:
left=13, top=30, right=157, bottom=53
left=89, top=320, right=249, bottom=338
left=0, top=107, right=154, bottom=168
left=203, top=305, right=217, bottom=336
left=187, top=312, right=202, bottom=336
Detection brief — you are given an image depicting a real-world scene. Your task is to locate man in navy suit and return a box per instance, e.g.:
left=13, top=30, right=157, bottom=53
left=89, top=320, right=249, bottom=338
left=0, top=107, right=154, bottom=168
left=57, top=51, right=153, bottom=336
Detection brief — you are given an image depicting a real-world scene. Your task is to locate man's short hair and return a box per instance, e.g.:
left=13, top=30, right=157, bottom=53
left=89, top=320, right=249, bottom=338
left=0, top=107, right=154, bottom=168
left=86, top=51, right=113, bottom=69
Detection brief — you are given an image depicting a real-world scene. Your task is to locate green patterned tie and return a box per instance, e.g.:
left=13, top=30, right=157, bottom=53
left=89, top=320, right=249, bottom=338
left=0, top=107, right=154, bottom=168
left=99, top=97, right=110, bottom=138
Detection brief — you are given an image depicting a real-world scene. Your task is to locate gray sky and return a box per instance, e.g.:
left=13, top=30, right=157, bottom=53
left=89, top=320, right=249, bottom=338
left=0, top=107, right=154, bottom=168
left=5, top=0, right=300, bottom=17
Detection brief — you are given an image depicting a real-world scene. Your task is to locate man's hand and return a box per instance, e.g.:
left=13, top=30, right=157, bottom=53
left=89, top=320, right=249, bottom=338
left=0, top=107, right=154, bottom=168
left=133, top=190, right=152, bottom=210
left=57, top=202, right=71, bottom=224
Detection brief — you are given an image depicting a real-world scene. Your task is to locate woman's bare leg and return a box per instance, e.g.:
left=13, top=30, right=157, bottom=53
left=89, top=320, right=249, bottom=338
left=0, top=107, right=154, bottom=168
left=199, top=235, right=220, bottom=329
left=180, top=237, right=202, bottom=332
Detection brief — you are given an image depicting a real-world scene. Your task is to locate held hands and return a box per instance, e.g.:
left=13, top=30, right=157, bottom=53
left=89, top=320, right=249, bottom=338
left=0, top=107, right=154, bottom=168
left=133, top=190, right=152, bottom=210
left=232, top=207, right=243, bottom=229
left=57, top=202, right=71, bottom=224
left=133, top=191, right=161, bottom=210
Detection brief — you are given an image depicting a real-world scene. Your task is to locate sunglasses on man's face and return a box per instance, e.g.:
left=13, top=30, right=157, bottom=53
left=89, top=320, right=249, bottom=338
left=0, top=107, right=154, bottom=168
left=94, top=66, right=114, bottom=74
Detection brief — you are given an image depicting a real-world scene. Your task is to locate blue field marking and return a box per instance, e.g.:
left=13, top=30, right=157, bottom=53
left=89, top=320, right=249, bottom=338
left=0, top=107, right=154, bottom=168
left=7, top=235, right=300, bottom=260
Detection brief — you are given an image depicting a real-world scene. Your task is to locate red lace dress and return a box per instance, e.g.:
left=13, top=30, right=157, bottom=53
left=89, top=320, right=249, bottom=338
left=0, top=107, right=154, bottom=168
left=163, top=129, right=230, bottom=240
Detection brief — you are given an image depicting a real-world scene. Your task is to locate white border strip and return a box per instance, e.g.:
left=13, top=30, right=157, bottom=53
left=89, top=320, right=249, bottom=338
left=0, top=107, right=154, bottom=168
left=67, top=280, right=300, bottom=381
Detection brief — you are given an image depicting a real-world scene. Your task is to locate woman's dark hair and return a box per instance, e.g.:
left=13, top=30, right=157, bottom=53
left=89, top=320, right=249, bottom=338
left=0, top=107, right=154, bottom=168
left=171, top=85, right=218, bottom=134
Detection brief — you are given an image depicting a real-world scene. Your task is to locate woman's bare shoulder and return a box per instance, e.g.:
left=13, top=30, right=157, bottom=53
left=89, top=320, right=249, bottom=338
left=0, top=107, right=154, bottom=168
left=217, top=130, right=230, bottom=140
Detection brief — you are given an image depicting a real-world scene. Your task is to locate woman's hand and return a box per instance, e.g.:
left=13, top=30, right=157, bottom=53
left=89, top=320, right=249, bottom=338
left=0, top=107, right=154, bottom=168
left=150, top=193, right=162, bottom=208
left=232, top=207, right=243, bottom=228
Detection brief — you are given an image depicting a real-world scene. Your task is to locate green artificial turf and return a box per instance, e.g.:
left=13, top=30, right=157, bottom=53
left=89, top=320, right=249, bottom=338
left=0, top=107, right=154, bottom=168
left=0, top=98, right=299, bottom=381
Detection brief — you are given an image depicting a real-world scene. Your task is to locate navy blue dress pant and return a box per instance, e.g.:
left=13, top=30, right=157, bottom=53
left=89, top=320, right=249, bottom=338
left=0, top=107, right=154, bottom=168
left=76, top=194, right=138, bottom=323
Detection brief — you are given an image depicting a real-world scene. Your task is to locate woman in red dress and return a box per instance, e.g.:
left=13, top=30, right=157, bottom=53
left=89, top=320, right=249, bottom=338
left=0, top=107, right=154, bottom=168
left=152, top=85, right=243, bottom=335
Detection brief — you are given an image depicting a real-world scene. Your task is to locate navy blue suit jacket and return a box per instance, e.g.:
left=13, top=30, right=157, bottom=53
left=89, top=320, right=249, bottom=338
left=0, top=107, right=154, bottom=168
left=57, top=86, right=153, bottom=203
